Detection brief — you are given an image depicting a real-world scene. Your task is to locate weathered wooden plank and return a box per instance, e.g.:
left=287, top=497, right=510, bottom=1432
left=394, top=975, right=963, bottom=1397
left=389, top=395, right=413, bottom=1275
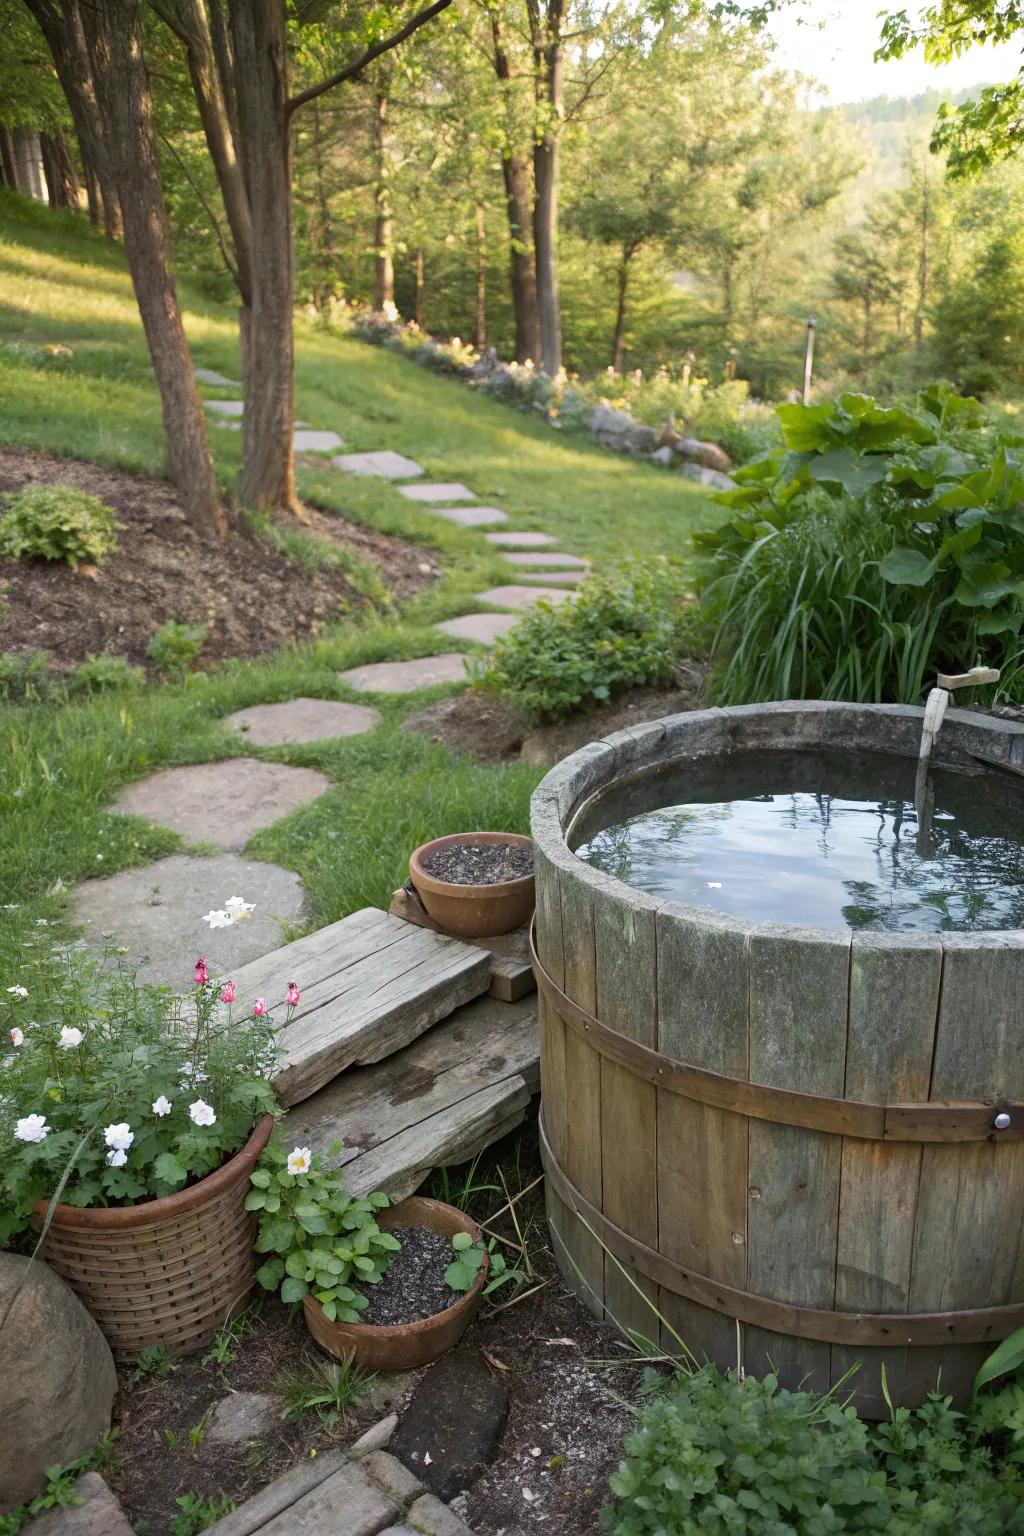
left=387, top=886, right=536, bottom=1001
left=229, top=908, right=492, bottom=1106
left=656, top=906, right=750, bottom=1369
left=744, top=926, right=851, bottom=1392
left=592, top=879, right=660, bottom=1341
left=283, top=992, right=539, bottom=1199
left=831, top=933, right=941, bottom=1415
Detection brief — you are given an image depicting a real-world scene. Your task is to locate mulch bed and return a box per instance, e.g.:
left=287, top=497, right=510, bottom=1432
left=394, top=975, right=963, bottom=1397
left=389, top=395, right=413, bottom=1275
left=422, top=842, right=534, bottom=885
left=0, top=449, right=437, bottom=674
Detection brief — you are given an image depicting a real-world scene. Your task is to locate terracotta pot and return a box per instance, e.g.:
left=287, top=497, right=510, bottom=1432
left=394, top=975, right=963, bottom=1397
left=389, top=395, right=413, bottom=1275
left=303, top=1195, right=487, bottom=1372
left=34, top=1114, right=275, bottom=1363
left=409, top=831, right=535, bottom=938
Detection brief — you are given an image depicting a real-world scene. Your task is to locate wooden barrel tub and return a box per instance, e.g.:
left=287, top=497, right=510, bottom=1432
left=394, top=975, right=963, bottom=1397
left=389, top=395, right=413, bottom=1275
left=530, top=702, right=1024, bottom=1413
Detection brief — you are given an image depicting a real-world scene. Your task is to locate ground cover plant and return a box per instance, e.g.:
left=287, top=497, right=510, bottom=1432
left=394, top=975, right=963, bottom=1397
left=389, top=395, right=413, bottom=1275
left=0, top=483, right=117, bottom=567
left=697, top=385, right=1024, bottom=705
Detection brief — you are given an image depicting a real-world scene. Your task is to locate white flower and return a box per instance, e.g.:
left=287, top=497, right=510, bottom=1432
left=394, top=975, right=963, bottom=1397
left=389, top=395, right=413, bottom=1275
left=225, top=896, right=255, bottom=923
left=189, top=1099, right=216, bottom=1127
left=59, top=1026, right=84, bottom=1050
left=106, top=1148, right=127, bottom=1167
left=6, top=986, right=28, bottom=999
left=15, top=1114, right=49, bottom=1143
left=202, top=909, right=233, bottom=930
left=104, top=1122, right=134, bottom=1152
left=286, top=1146, right=312, bottom=1176
left=152, top=1095, right=172, bottom=1117
left=9, top=1028, right=24, bottom=1047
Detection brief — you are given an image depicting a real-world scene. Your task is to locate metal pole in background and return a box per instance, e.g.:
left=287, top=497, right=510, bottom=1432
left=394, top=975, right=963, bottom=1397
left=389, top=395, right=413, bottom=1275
left=803, top=315, right=816, bottom=406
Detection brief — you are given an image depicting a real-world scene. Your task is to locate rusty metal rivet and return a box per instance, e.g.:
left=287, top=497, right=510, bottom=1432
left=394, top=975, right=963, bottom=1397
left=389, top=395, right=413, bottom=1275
left=994, top=1111, right=1012, bottom=1131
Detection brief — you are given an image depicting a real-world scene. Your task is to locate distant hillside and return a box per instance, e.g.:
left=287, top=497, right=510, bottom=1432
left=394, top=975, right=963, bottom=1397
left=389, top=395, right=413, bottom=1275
left=830, top=85, right=993, bottom=214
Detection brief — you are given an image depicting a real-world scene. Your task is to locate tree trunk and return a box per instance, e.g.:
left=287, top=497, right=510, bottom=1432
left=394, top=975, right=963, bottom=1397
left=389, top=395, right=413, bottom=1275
left=489, top=12, right=540, bottom=364
left=229, top=0, right=298, bottom=515
left=611, top=250, right=631, bottom=372
left=80, top=0, right=226, bottom=536
left=474, top=203, right=487, bottom=348
left=13, top=128, right=45, bottom=200
left=373, top=91, right=395, bottom=313
left=530, top=0, right=565, bottom=376
left=914, top=177, right=930, bottom=349
left=414, top=245, right=425, bottom=326
left=40, top=131, right=80, bottom=210
left=0, top=128, right=19, bottom=192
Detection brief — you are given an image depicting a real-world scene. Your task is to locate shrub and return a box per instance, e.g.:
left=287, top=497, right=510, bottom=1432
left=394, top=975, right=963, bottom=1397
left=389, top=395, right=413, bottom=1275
left=69, top=653, right=144, bottom=693
left=0, top=484, right=117, bottom=568
left=477, top=562, right=693, bottom=723
left=696, top=385, right=1024, bottom=706
left=147, top=619, right=207, bottom=681
left=0, top=650, right=51, bottom=702
left=604, top=1367, right=1024, bottom=1535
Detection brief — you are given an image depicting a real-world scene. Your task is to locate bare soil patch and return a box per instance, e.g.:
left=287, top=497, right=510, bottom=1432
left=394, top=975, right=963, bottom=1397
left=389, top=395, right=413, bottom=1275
left=0, top=449, right=436, bottom=673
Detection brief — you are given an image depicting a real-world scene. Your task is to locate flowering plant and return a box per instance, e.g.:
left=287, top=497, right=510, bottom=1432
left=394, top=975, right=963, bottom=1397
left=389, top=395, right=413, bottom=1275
left=0, top=937, right=295, bottom=1243
left=250, top=1135, right=399, bottom=1323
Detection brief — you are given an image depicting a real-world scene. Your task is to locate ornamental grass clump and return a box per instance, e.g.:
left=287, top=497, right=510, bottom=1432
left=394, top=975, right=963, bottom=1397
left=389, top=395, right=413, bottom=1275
left=0, top=937, right=295, bottom=1242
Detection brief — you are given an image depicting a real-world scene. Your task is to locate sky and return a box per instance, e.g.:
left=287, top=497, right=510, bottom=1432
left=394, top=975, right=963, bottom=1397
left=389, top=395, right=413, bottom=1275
left=767, top=2, right=1023, bottom=105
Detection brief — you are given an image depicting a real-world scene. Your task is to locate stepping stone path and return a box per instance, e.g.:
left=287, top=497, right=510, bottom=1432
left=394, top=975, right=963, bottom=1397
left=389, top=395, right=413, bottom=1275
left=398, top=482, right=476, bottom=503
left=293, top=428, right=344, bottom=453
left=112, top=758, right=330, bottom=852
left=73, top=853, right=306, bottom=991
left=506, top=550, right=587, bottom=567
left=228, top=697, right=381, bottom=746
left=194, top=366, right=240, bottom=388
left=339, top=654, right=468, bottom=693
left=427, top=505, right=508, bottom=528
left=485, top=530, right=556, bottom=548
left=510, top=568, right=585, bottom=586
left=332, top=450, right=424, bottom=479
left=473, top=584, right=576, bottom=610
left=435, top=613, right=519, bottom=645
left=204, top=398, right=244, bottom=417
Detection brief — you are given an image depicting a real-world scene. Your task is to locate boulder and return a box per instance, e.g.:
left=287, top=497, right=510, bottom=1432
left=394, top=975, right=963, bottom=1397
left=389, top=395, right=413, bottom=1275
left=679, top=463, right=737, bottom=493
left=588, top=402, right=634, bottom=446
left=676, top=436, right=733, bottom=473
left=0, top=1256, right=117, bottom=1513
left=626, top=424, right=658, bottom=454
left=659, top=420, right=682, bottom=449
left=650, top=445, right=675, bottom=467
left=20, top=1474, right=133, bottom=1536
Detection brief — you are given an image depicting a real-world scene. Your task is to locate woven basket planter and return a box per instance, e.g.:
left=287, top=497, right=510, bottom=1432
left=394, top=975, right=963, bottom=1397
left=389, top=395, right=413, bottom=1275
left=33, top=1114, right=274, bottom=1363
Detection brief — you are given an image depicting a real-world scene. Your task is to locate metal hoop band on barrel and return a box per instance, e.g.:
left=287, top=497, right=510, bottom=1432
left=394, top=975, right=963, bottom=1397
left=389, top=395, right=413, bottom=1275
left=528, top=919, right=1022, bottom=1143
left=538, top=1116, right=1024, bottom=1347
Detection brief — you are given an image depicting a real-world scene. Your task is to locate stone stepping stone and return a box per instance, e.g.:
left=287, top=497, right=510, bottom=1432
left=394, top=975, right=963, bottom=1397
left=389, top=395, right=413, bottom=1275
left=293, top=429, right=343, bottom=453
left=428, top=505, right=508, bottom=528
left=227, top=698, right=381, bottom=746
left=203, top=399, right=244, bottom=417
left=398, top=482, right=475, bottom=503
left=485, top=530, right=556, bottom=548
left=434, top=612, right=519, bottom=645
left=393, top=1352, right=510, bottom=1503
left=73, top=853, right=306, bottom=991
left=332, top=450, right=424, bottom=479
left=111, top=759, right=331, bottom=851
left=339, top=654, right=468, bottom=693
left=23, top=1473, right=135, bottom=1536
left=194, top=366, right=240, bottom=389
left=473, top=584, right=577, bottom=610
left=507, top=550, right=587, bottom=567
left=517, top=568, right=585, bottom=586
left=229, top=908, right=492, bottom=1106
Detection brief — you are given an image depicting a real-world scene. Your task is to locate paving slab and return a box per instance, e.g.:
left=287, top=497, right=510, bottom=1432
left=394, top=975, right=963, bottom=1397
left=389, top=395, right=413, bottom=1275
left=506, top=550, right=587, bottom=567
left=22, top=1473, right=134, bottom=1536
left=208, top=1392, right=280, bottom=1447
left=112, top=759, right=331, bottom=851
left=332, top=451, right=424, bottom=479
left=257, top=1462, right=399, bottom=1536
left=204, top=398, right=244, bottom=417
left=393, top=1353, right=510, bottom=1502
left=293, top=428, right=344, bottom=453
left=426, top=506, right=508, bottom=528
left=484, top=531, right=556, bottom=547
left=73, top=853, right=306, bottom=990
left=339, top=655, right=468, bottom=693
left=434, top=613, right=519, bottom=645
left=398, top=483, right=476, bottom=504
left=515, top=568, right=585, bottom=586
left=194, top=366, right=240, bottom=388
left=228, top=698, right=381, bottom=746
left=473, top=585, right=576, bottom=610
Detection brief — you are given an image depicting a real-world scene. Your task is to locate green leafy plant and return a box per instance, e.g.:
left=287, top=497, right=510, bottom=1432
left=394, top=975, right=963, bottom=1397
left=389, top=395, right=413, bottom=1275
left=696, top=386, right=1024, bottom=706
left=69, top=654, right=144, bottom=694
left=147, top=619, right=207, bottom=681
left=277, top=1355, right=377, bottom=1426
left=444, top=1232, right=526, bottom=1297
left=0, top=1435, right=120, bottom=1536
left=0, top=937, right=292, bottom=1243
left=250, top=1136, right=399, bottom=1322
left=0, top=650, right=51, bottom=702
left=201, top=1301, right=261, bottom=1368
left=478, top=561, right=693, bottom=723
left=0, top=484, right=118, bottom=568
left=169, top=1492, right=235, bottom=1536
left=131, top=1344, right=176, bottom=1384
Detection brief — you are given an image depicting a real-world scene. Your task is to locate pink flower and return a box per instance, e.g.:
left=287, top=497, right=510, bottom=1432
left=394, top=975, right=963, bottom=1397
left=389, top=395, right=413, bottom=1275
left=220, top=981, right=237, bottom=1005
left=286, top=982, right=301, bottom=1007
left=193, top=957, right=209, bottom=986
left=251, top=997, right=267, bottom=1017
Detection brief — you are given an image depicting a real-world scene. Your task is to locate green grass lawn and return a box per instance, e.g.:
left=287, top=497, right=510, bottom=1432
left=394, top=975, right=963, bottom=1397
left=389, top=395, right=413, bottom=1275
left=0, top=192, right=718, bottom=941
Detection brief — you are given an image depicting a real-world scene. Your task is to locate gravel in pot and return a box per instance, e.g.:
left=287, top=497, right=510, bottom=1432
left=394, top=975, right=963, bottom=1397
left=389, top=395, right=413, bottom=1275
left=356, top=1225, right=463, bottom=1326
left=421, top=840, right=534, bottom=885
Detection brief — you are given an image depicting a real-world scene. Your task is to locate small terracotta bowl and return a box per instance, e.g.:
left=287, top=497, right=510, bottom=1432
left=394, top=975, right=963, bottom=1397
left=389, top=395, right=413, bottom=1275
left=409, top=831, right=535, bottom=938
left=302, top=1195, right=488, bottom=1373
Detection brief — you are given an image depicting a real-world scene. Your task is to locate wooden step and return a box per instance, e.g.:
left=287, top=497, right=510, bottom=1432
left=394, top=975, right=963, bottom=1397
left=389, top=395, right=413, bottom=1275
left=228, top=907, right=492, bottom=1106
left=388, top=885, right=536, bottom=1002
left=283, top=990, right=540, bottom=1200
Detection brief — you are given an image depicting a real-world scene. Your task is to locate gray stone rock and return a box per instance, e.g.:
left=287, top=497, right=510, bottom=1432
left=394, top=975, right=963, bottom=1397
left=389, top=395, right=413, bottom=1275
left=204, top=399, right=244, bottom=417
left=256, top=1462, right=399, bottom=1536
left=398, top=483, right=476, bottom=504
left=348, top=1414, right=399, bottom=1458
left=293, top=429, right=344, bottom=454
left=484, top=531, right=556, bottom=548
left=73, top=853, right=306, bottom=989
left=194, top=367, right=240, bottom=389
left=678, top=463, right=737, bottom=493
left=20, top=1475, right=134, bottom=1536
left=361, top=1453, right=422, bottom=1506
left=393, top=1351, right=509, bottom=1503
left=435, top=613, right=519, bottom=646
left=473, top=585, right=576, bottom=610
left=650, top=445, right=675, bottom=466
left=423, top=506, right=508, bottom=527
left=512, top=570, right=584, bottom=586
left=339, top=655, right=468, bottom=694
left=589, top=402, right=632, bottom=438
left=626, top=424, right=658, bottom=454
left=676, top=436, right=733, bottom=473
left=406, top=1495, right=477, bottom=1536
left=506, top=552, right=586, bottom=568
left=207, top=1392, right=279, bottom=1447
left=227, top=698, right=381, bottom=747
left=111, top=758, right=331, bottom=849
left=0, top=1258, right=117, bottom=1513
left=203, top=1452, right=350, bottom=1536
left=332, top=451, right=424, bottom=480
